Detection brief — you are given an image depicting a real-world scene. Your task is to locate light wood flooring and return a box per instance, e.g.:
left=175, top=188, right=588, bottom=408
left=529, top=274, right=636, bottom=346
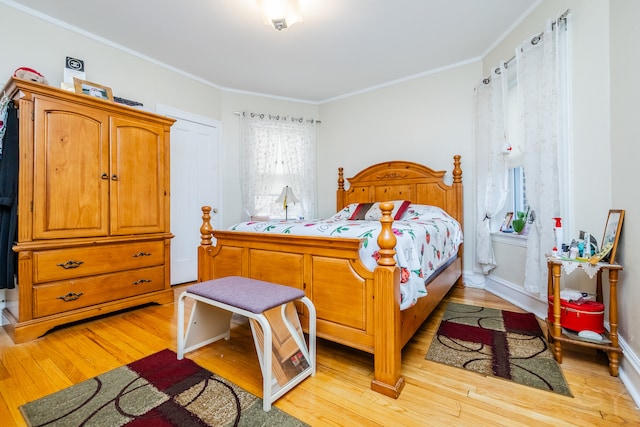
left=1, top=284, right=638, bottom=426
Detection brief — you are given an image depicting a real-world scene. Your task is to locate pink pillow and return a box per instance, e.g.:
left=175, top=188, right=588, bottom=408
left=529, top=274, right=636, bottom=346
left=349, top=200, right=411, bottom=221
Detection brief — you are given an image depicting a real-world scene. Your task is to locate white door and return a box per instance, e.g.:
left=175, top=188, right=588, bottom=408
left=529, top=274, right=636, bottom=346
left=157, top=105, right=222, bottom=285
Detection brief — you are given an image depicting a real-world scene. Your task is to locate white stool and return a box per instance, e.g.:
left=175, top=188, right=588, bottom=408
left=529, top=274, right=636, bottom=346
left=177, top=276, right=316, bottom=411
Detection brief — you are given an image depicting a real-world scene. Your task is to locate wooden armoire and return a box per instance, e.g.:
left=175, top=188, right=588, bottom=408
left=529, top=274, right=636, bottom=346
left=2, top=77, right=175, bottom=343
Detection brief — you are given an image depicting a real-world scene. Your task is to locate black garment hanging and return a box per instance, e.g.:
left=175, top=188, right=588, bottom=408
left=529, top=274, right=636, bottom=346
left=0, top=102, right=18, bottom=289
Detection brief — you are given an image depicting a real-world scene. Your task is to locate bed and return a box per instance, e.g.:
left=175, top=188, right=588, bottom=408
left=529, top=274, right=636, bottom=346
left=197, top=155, right=463, bottom=398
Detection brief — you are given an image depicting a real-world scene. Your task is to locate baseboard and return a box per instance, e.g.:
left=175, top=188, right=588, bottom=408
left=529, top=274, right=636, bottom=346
left=484, top=274, right=640, bottom=409
left=618, top=334, right=640, bottom=408
left=462, top=270, right=486, bottom=289
left=483, top=274, right=547, bottom=319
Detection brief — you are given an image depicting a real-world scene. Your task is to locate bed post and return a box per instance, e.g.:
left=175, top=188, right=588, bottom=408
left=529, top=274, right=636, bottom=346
left=452, top=155, right=464, bottom=285
left=198, top=206, right=214, bottom=282
left=336, top=167, right=345, bottom=211
left=371, top=202, right=405, bottom=398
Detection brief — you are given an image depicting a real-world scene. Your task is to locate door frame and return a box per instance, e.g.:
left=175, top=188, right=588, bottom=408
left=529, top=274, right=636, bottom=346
left=156, top=104, right=223, bottom=283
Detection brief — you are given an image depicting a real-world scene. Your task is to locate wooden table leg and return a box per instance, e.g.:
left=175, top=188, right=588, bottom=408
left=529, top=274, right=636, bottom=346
left=608, top=269, right=619, bottom=376
left=551, top=261, right=563, bottom=363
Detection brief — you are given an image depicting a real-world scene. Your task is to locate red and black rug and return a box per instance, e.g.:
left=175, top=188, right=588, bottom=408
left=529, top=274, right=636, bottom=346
left=20, top=349, right=307, bottom=426
left=426, top=303, right=572, bottom=397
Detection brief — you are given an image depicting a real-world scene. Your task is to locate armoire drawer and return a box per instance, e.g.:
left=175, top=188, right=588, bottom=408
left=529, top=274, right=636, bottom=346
left=33, top=265, right=165, bottom=318
left=33, top=241, right=164, bottom=283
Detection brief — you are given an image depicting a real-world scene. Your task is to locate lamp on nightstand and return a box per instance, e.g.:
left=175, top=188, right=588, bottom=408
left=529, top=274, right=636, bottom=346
left=276, top=186, right=298, bottom=220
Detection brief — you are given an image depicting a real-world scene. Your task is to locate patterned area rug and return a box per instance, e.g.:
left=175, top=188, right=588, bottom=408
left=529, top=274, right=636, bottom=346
left=426, top=303, right=572, bottom=397
left=20, top=349, right=308, bottom=426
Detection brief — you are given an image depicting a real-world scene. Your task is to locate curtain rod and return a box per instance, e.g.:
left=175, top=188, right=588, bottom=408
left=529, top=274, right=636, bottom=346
left=234, top=111, right=321, bottom=124
left=503, top=9, right=570, bottom=68
left=483, top=8, right=571, bottom=84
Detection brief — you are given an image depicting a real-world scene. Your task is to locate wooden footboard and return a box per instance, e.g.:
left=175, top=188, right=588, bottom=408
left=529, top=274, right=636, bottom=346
left=197, top=156, right=463, bottom=398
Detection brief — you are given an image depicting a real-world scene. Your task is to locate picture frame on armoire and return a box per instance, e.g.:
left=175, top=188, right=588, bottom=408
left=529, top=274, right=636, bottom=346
left=600, top=209, right=624, bottom=264
left=73, top=77, right=113, bottom=102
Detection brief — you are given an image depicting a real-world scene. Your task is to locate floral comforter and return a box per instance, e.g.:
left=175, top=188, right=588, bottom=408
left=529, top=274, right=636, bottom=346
left=229, top=204, right=463, bottom=310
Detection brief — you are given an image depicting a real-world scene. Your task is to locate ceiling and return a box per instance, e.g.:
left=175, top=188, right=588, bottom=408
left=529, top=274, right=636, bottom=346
left=8, top=0, right=538, bottom=103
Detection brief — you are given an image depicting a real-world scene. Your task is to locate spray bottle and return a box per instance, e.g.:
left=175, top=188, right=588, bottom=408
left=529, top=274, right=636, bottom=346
left=553, top=217, right=563, bottom=253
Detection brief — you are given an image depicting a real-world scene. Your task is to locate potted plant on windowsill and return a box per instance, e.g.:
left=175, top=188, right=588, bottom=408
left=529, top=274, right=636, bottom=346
left=511, top=207, right=529, bottom=234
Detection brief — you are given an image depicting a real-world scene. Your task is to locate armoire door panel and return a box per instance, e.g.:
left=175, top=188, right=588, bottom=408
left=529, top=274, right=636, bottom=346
left=110, top=116, right=165, bottom=235
left=33, top=97, right=110, bottom=239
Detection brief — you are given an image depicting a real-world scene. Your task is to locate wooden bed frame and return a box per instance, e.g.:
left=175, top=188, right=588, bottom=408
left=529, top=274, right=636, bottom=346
left=197, top=155, right=463, bottom=398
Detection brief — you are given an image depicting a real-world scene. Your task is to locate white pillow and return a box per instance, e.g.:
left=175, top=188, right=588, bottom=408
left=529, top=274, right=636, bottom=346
left=400, top=204, right=453, bottom=221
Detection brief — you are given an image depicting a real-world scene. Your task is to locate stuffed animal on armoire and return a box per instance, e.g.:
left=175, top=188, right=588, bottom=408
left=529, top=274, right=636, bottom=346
left=13, top=67, right=48, bottom=85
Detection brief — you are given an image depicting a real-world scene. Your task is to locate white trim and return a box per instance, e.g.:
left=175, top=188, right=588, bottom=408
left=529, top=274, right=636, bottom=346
left=491, top=231, right=528, bottom=246
left=463, top=270, right=487, bottom=289
left=156, top=104, right=221, bottom=128
left=484, top=275, right=547, bottom=320
left=480, top=0, right=544, bottom=58
left=619, top=334, right=640, bottom=409
left=320, top=57, right=481, bottom=104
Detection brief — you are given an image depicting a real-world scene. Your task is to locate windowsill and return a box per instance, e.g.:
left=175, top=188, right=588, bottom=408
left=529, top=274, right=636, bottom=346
left=491, top=231, right=528, bottom=247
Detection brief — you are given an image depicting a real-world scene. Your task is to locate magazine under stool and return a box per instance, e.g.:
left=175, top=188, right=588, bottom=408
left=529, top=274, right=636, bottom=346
left=177, top=276, right=316, bottom=411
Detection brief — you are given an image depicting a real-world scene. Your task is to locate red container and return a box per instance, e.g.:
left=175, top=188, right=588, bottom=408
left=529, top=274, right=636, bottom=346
left=548, top=296, right=605, bottom=333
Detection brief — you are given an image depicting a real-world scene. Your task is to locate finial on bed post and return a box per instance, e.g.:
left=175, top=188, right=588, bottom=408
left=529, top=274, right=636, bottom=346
left=376, top=202, right=397, bottom=266
left=200, top=206, right=213, bottom=246
left=338, top=167, right=344, bottom=191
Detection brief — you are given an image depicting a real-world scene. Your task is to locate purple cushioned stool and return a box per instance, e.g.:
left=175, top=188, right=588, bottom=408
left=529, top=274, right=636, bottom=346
left=177, top=276, right=316, bottom=411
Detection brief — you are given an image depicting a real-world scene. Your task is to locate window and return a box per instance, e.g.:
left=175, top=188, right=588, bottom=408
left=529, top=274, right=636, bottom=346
left=240, top=114, right=317, bottom=221
left=493, top=65, right=529, bottom=233
left=253, top=144, right=302, bottom=219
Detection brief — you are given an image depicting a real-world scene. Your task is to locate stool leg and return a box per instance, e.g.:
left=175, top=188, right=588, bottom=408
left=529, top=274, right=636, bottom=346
left=249, top=315, right=274, bottom=411
left=177, top=291, right=186, bottom=359
left=279, top=301, right=314, bottom=375
left=302, top=297, right=317, bottom=376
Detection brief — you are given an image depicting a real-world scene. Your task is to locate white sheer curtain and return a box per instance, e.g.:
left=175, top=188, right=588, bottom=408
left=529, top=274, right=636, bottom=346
left=474, top=64, right=509, bottom=274
left=518, top=17, right=570, bottom=296
left=240, top=113, right=317, bottom=221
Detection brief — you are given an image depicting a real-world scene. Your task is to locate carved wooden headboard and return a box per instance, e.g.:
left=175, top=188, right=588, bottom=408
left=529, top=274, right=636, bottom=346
left=336, top=155, right=463, bottom=226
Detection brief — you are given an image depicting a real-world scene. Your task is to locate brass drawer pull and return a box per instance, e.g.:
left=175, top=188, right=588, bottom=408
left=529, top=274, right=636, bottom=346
left=56, top=260, right=84, bottom=269
left=133, top=252, right=152, bottom=257
left=132, top=279, right=152, bottom=285
left=57, top=292, right=83, bottom=302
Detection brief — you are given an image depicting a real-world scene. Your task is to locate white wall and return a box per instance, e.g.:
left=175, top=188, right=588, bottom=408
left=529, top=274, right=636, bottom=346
left=318, top=63, right=479, bottom=274
left=610, top=0, right=640, bottom=402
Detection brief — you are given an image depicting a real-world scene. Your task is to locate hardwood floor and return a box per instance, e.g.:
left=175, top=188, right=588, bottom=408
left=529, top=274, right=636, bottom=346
left=1, top=284, right=637, bottom=426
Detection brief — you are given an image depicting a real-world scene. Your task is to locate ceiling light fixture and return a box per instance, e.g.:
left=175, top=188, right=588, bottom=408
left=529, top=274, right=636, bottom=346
left=256, top=0, right=303, bottom=31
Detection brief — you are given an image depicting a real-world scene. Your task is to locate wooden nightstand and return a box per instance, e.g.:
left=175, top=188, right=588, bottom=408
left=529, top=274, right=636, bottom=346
left=546, top=257, right=623, bottom=376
